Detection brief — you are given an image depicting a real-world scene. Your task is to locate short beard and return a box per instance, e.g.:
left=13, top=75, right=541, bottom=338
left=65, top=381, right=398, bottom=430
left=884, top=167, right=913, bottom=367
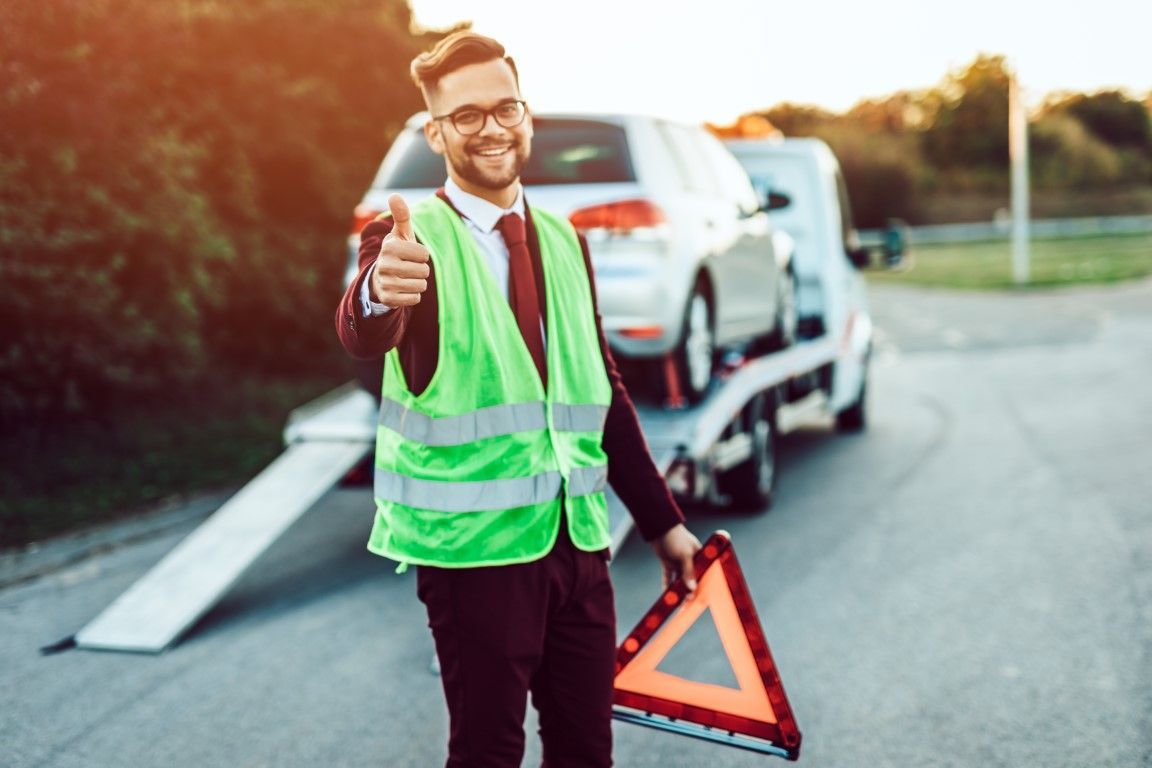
left=449, top=137, right=531, bottom=191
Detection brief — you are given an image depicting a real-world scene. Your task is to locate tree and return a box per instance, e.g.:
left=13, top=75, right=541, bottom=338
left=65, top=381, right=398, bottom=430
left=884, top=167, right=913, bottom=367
left=1038, top=91, right=1152, bottom=185
left=921, top=54, right=1011, bottom=174
left=753, top=103, right=839, bottom=137
left=1030, top=113, right=1123, bottom=188
left=0, top=0, right=441, bottom=427
left=847, top=90, right=930, bottom=134
left=1046, top=90, right=1152, bottom=153
left=1055, top=90, right=1147, bottom=151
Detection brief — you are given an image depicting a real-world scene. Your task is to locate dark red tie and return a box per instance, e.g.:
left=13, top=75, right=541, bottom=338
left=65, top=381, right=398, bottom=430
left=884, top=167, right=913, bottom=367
left=497, top=213, right=547, bottom=386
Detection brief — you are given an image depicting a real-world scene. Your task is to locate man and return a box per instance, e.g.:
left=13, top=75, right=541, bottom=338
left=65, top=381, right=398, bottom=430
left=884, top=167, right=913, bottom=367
left=335, top=30, right=701, bottom=767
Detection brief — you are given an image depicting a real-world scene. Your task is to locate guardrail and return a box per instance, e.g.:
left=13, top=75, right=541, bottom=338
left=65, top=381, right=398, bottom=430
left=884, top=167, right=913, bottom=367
left=860, top=214, right=1152, bottom=246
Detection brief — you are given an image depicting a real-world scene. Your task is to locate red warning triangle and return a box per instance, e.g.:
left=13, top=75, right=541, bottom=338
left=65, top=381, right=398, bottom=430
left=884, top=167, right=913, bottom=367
left=612, top=531, right=802, bottom=760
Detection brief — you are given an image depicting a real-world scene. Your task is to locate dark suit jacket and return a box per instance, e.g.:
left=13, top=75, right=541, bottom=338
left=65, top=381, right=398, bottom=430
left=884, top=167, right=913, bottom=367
left=335, top=191, right=684, bottom=542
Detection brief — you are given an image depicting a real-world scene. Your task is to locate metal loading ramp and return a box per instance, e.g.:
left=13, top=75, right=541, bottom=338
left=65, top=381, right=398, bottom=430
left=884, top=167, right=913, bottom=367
left=74, top=385, right=377, bottom=653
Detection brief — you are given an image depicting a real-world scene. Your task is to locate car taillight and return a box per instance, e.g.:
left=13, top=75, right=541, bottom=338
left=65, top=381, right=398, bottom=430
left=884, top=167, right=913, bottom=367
left=350, top=204, right=383, bottom=237
left=569, top=199, right=667, bottom=235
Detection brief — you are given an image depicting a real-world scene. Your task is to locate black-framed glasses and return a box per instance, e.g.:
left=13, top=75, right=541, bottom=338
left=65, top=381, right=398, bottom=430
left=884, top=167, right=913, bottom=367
left=432, top=100, right=528, bottom=135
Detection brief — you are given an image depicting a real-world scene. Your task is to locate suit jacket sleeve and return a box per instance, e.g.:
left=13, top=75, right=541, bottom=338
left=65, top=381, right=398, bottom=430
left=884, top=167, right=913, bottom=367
left=578, top=234, right=686, bottom=541
left=335, top=217, right=410, bottom=360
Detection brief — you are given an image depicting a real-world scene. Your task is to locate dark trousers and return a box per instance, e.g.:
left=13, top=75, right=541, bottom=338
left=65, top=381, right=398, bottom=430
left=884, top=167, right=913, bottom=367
left=416, top=524, right=616, bottom=768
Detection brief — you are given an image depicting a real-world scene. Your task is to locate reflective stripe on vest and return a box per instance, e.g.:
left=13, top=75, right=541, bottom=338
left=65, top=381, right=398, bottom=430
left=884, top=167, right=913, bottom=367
left=374, top=464, right=608, bottom=513
left=378, top=398, right=608, bottom=446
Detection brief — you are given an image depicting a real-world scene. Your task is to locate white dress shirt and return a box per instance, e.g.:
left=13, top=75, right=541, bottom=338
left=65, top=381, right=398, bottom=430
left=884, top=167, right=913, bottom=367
left=359, top=178, right=526, bottom=317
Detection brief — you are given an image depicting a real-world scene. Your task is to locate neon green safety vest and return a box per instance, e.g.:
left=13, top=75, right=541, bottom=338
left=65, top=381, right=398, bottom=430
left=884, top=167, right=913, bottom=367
left=367, top=195, right=613, bottom=568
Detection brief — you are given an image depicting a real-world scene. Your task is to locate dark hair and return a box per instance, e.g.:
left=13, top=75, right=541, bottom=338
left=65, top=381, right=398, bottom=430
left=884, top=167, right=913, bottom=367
left=410, top=30, right=520, bottom=102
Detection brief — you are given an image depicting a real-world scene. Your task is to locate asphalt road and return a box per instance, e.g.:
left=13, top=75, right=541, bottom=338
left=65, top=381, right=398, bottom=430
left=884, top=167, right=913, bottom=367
left=3, top=278, right=1151, bottom=767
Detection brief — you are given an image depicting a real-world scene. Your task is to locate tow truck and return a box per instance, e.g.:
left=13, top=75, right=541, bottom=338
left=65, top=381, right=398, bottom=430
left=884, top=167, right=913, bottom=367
left=74, top=137, right=893, bottom=654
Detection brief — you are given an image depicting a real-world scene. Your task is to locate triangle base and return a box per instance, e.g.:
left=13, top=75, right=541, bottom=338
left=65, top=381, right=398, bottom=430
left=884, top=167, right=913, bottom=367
left=612, top=707, right=798, bottom=761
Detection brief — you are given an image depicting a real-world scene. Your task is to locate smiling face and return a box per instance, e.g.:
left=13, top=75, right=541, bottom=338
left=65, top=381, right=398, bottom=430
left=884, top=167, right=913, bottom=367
left=423, top=58, right=533, bottom=208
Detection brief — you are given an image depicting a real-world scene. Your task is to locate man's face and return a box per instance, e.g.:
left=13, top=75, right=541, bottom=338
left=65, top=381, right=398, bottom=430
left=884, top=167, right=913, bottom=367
left=424, top=58, right=533, bottom=199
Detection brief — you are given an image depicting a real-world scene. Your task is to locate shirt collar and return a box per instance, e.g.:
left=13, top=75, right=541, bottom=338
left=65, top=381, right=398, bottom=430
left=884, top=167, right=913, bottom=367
left=444, top=177, right=525, bottom=234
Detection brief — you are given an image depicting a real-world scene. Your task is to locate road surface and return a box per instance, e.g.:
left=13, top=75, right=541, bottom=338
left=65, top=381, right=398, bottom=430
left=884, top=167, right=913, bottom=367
left=3, top=278, right=1151, bottom=767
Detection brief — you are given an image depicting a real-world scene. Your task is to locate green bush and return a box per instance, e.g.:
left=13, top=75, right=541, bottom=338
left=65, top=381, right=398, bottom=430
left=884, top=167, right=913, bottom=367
left=921, top=54, right=1011, bottom=172
left=1057, top=90, right=1152, bottom=154
left=0, top=0, right=440, bottom=428
left=1031, top=113, right=1125, bottom=189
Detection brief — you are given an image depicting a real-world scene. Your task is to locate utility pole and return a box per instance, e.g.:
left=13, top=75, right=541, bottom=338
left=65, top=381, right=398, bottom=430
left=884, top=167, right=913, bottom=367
left=1009, top=67, right=1030, bottom=285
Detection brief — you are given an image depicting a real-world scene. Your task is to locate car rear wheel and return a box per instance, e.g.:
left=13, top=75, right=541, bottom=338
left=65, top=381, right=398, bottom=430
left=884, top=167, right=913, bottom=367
left=672, top=286, right=715, bottom=404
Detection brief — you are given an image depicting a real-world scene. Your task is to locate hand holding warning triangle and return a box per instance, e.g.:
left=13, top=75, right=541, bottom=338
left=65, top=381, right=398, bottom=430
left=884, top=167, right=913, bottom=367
left=612, top=531, right=802, bottom=760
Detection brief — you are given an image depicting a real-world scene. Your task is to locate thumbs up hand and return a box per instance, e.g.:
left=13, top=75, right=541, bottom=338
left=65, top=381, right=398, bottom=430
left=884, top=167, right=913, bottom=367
left=370, top=194, right=430, bottom=308
left=387, top=192, right=415, bottom=242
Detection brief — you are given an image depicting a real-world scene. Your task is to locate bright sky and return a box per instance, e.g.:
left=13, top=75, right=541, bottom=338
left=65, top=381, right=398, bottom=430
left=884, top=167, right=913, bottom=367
left=409, top=0, right=1151, bottom=123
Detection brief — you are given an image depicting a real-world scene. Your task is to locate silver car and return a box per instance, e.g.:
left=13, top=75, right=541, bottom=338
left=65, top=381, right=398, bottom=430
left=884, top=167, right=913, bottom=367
left=346, top=112, right=795, bottom=401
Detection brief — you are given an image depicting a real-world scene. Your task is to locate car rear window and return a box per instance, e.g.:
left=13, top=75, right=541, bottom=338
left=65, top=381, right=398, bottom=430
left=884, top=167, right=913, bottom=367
left=385, top=134, right=445, bottom=189
left=380, top=118, right=635, bottom=189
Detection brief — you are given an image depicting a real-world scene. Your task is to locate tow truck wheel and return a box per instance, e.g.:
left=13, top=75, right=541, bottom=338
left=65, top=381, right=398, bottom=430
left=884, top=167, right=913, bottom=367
left=835, top=359, right=869, bottom=432
left=719, top=391, right=778, bottom=511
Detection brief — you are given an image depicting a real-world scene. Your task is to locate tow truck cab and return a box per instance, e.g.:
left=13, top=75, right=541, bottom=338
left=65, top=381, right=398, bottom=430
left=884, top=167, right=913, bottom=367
left=725, top=137, right=875, bottom=421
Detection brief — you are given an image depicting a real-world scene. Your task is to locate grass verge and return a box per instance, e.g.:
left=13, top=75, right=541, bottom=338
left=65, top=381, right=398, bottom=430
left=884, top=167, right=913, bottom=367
left=0, top=368, right=350, bottom=550
left=866, top=232, right=1152, bottom=290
